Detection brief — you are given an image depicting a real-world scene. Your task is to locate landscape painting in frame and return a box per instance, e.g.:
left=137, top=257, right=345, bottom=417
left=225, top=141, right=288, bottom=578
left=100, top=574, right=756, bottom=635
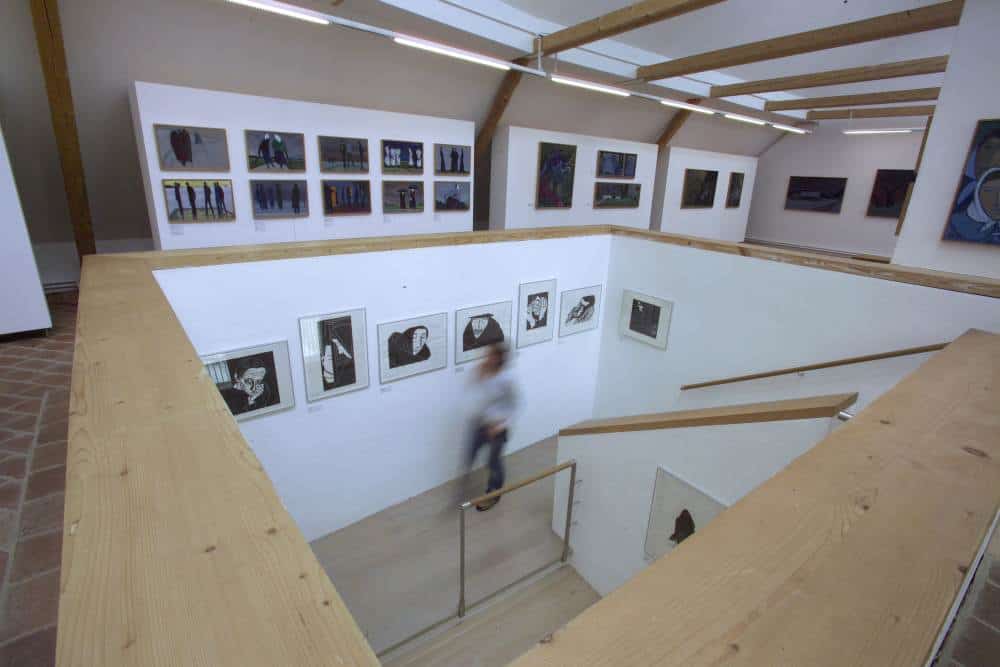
left=559, top=285, right=601, bottom=337
left=536, top=142, right=576, bottom=209
left=322, top=180, right=371, bottom=216
left=319, top=136, right=369, bottom=173
left=596, top=150, right=637, bottom=179
left=298, top=309, right=369, bottom=402
left=518, top=279, right=557, bottom=349
left=382, top=139, right=424, bottom=174
left=377, top=313, right=447, bottom=384
left=250, top=180, right=308, bottom=219
left=942, top=118, right=1000, bottom=245
left=867, top=169, right=916, bottom=218
left=202, top=341, right=294, bottom=421
left=245, top=130, right=306, bottom=172
left=644, top=466, right=726, bottom=561
left=619, top=289, right=673, bottom=349
left=162, top=179, right=236, bottom=223
left=383, top=181, right=424, bottom=213
left=153, top=124, right=230, bottom=171
left=455, top=301, right=513, bottom=364
left=680, top=169, right=718, bottom=208
left=434, top=181, right=471, bottom=212
left=726, top=172, right=745, bottom=208
left=434, top=144, right=471, bottom=175
left=784, top=176, right=848, bottom=214
left=594, top=182, right=641, bottom=209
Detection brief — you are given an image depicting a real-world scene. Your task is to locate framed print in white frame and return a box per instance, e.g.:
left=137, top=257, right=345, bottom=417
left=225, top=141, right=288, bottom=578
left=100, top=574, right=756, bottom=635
left=455, top=301, right=513, bottom=364
left=619, top=289, right=673, bottom=349
left=517, top=279, right=556, bottom=348
left=377, top=312, right=448, bottom=384
left=559, top=285, right=602, bottom=337
left=201, top=340, right=295, bottom=421
left=298, top=309, right=369, bottom=402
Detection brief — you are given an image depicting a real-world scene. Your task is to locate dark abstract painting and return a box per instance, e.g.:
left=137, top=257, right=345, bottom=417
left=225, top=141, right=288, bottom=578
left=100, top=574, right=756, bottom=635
left=681, top=169, right=718, bottom=208
left=867, top=169, right=916, bottom=219
left=726, top=172, right=745, bottom=208
left=536, top=142, right=576, bottom=208
left=785, top=176, right=848, bottom=214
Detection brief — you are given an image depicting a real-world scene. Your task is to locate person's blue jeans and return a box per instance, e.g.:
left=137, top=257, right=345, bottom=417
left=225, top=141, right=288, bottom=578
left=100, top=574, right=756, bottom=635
left=467, top=424, right=507, bottom=493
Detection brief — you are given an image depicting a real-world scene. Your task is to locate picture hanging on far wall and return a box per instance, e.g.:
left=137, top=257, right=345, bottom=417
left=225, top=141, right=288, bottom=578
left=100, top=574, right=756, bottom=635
left=383, top=181, right=424, bottom=213
left=594, top=182, right=641, bottom=209
left=298, top=309, right=369, bottom=402
left=942, top=118, right=1000, bottom=245
left=681, top=169, right=718, bottom=208
left=619, top=289, right=673, bottom=349
left=517, top=279, right=557, bottom=348
left=643, top=466, right=726, bottom=561
left=559, top=285, right=602, bottom=337
left=377, top=312, right=448, bottom=384
left=162, top=179, right=236, bottom=223
left=784, top=176, right=848, bottom=213
left=434, top=144, right=471, bottom=175
left=596, top=150, right=637, bottom=179
left=455, top=301, right=513, bottom=364
left=434, top=182, right=471, bottom=212
left=866, top=169, right=916, bottom=219
left=319, top=136, right=369, bottom=173
left=322, top=180, right=371, bottom=216
left=726, top=172, right=745, bottom=208
left=536, top=142, right=577, bottom=209
left=202, top=341, right=295, bottom=421
left=245, top=130, right=306, bottom=172
left=153, top=124, right=230, bottom=172
left=250, top=180, right=308, bottom=219
left=382, top=139, right=424, bottom=174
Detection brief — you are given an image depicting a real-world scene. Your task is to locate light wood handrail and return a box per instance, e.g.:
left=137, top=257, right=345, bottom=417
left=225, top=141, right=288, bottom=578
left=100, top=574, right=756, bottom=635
left=681, top=342, right=948, bottom=390
left=466, top=459, right=575, bottom=507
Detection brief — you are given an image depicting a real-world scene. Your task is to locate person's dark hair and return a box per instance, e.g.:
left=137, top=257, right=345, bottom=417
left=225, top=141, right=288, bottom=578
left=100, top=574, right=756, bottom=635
left=489, top=342, right=509, bottom=369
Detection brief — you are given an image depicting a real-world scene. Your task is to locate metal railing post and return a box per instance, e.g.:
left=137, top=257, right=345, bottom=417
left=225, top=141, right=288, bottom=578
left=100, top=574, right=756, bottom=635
left=458, top=501, right=469, bottom=618
left=561, top=462, right=577, bottom=563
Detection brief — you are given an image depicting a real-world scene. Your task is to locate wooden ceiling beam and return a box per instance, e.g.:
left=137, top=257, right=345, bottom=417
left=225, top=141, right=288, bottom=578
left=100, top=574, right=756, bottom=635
left=764, top=87, right=940, bottom=112
left=636, top=0, right=963, bottom=81
left=656, top=109, right=693, bottom=148
left=807, top=105, right=935, bottom=120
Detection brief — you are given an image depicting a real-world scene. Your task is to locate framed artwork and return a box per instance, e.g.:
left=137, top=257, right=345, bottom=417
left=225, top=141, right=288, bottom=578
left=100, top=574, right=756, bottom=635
left=162, top=179, right=236, bottom=223
left=245, top=130, right=306, bottom=172
left=681, top=169, right=718, bottom=208
left=153, top=124, right=230, bottom=171
left=517, top=279, right=556, bottom=349
left=319, top=136, right=369, bottom=173
left=434, top=144, right=471, bottom=175
left=298, top=309, right=369, bottom=402
left=250, top=180, right=308, bottom=219
left=594, top=182, right=641, bottom=208
left=381, top=139, right=424, bottom=174
left=784, top=176, right=847, bottom=213
left=559, top=285, right=602, bottom=337
left=377, top=313, right=447, bottom=384
left=202, top=341, right=294, bottom=421
left=725, top=172, right=745, bottom=208
left=943, top=118, right=1000, bottom=245
left=619, top=289, right=673, bottom=349
left=322, top=180, right=371, bottom=216
left=536, top=142, right=576, bottom=208
left=434, top=181, right=470, bottom=212
left=383, top=181, right=424, bottom=213
left=596, top=150, right=637, bottom=179
left=455, top=301, right=512, bottom=364
left=643, top=466, right=726, bottom=561
left=866, top=169, right=916, bottom=219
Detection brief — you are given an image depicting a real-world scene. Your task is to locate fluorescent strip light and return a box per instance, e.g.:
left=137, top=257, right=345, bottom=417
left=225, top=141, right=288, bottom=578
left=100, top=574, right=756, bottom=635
left=660, top=99, right=714, bottom=115
left=724, top=113, right=767, bottom=126
left=842, top=128, right=920, bottom=135
left=771, top=123, right=808, bottom=134
left=394, top=35, right=511, bottom=71
left=225, top=0, right=329, bottom=25
left=551, top=75, right=631, bottom=97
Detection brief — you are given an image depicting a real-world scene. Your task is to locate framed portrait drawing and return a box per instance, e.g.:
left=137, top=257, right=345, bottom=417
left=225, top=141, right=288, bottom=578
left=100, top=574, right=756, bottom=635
left=434, top=144, right=471, bottom=175
left=536, top=142, right=576, bottom=208
left=377, top=313, right=447, bottom=384
left=681, top=169, right=718, bottom=208
left=381, top=139, right=424, bottom=174
left=455, top=301, right=512, bottom=364
left=202, top=341, right=294, bottom=421
left=559, top=285, right=601, bottom=337
left=162, top=179, right=236, bottom=223
left=644, top=466, right=726, bottom=561
left=319, top=136, right=369, bottom=173
left=153, top=124, right=229, bottom=172
left=517, top=279, right=556, bottom=348
left=942, top=118, right=1000, bottom=245
left=784, top=176, right=847, bottom=213
left=244, top=130, right=306, bottom=172
left=725, top=172, right=745, bottom=208
left=250, top=180, right=308, bottom=219
left=298, top=309, right=369, bottom=402
left=619, top=289, right=673, bottom=349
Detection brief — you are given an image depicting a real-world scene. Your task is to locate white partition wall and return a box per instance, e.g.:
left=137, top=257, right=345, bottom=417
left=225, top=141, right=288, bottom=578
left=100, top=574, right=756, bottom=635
left=131, top=81, right=474, bottom=251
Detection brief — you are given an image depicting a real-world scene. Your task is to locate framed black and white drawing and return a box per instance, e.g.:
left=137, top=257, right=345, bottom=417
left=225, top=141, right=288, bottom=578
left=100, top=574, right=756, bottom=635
left=298, top=309, right=369, bottom=402
left=202, top=341, right=294, bottom=421
left=455, top=301, right=512, bottom=364
left=517, top=279, right=556, bottom=348
left=559, top=285, right=602, bottom=337
left=377, top=313, right=447, bottom=384
left=643, top=466, right=726, bottom=561
left=619, top=289, right=673, bottom=349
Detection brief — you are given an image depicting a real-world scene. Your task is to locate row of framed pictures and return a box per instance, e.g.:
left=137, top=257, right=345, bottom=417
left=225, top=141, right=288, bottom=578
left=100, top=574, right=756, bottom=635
left=537, top=142, right=643, bottom=210
left=782, top=171, right=917, bottom=218
left=680, top=169, right=745, bottom=209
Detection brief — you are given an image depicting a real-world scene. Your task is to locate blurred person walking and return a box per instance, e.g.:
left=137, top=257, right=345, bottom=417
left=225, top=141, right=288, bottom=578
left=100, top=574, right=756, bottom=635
left=464, top=343, right=518, bottom=512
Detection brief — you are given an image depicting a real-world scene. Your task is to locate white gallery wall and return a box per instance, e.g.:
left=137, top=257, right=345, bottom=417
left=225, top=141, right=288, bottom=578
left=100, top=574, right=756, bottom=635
left=490, top=125, right=657, bottom=231
left=652, top=146, right=758, bottom=242
left=131, top=81, right=474, bottom=251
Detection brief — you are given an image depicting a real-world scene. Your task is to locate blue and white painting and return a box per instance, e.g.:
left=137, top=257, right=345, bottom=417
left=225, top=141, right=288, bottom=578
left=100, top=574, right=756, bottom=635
left=943, top=118, right=1000, bottom=246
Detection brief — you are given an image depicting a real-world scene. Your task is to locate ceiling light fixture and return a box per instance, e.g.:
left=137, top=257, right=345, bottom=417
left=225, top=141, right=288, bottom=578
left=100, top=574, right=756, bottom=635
left=659, top=99, right=715, bottom=115
left=551, top=75, right=631, bottom=97
left=724, top=113, right=767, bottom=126
left=842, top=128, right=922, bottom=135
left=225, top=0, right=330, bottom=25
left=394, top=35, right=511, bottom=72
left=771, top=123, right=808, bottom=134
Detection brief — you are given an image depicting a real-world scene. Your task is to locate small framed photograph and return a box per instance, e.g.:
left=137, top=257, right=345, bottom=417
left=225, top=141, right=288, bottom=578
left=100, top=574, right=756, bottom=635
left=202, top=341, right=295, bottom=421
left=377, top=312, right=448, bottom=384
left=455, top=301, right=513, bottom=364
left=298, top=309, right=369, bottom=402
left=517, top=279, right=556, bottom=348
left=559, top=285, right=601, bottom=337
left=619, top=289, right=673, bottom=349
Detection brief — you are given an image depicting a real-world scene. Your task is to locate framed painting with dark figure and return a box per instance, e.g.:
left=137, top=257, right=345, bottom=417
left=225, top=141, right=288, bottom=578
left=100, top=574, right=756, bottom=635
left=250, top=180, right=308, bottom=219
left=559, top=285, right=602, bottom=337
left=322, top=180, right=371, bottom=216
left=383, top=181, right=424, bottom=213
left=298, top=309, right=369, bottom=402
left=517, top=279, right=556, bottom=348
left=596, top=150, right=637, bottom=179
left=434, top=144, right=471, bottom=175
left=681, top=169, right=718, bottom=208
left=455, top=301, right=512, bottom=364
left=319, top=136, right=369, bottom=173
left=943, top=118, right=1000, bottom=245
left=866, top=169, right=916, bottom=218
left=201, top=341, right=294, bottom=421
left=643, top=466, right=726, bottom=561
left=245, top=130, right=306, bottom=172
left=153, top=124, right=230, bottom=171
left=725, top=172, right=745, bottom=208
left=434, top=181, right=471, bottom=212
left=162, top=179, right=236, bottom=223
left=594, top=182, right=641, bottom=208
left=619, top=289, right=673, bottom=349
left=382, top=139, right=424, bottom=174
left=536, top=142, right=576, bottom=209
left=784, top=176, right=848, bottom=213
left=376, top=313, right=447, bottom=384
